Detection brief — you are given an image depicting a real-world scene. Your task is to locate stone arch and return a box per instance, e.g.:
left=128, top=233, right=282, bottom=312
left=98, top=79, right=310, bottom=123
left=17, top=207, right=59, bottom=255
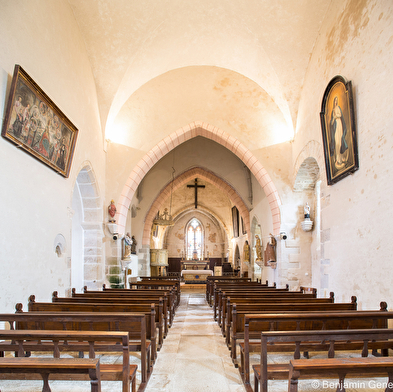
left=292, top=140, right=325, bottom=190
left=71, top=163, right=103, bottom=290
left=116, top=122, right=281, bottom=235
left=143, top=167, right=250, bottom=246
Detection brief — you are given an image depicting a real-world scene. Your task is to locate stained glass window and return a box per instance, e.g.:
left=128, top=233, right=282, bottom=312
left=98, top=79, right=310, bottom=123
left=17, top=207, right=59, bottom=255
left=186, top=218, right=203, bottom=260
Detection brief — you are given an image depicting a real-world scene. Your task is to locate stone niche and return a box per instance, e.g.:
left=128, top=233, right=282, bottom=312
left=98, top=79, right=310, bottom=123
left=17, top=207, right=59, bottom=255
left=150, top=249, right=168, bottom=276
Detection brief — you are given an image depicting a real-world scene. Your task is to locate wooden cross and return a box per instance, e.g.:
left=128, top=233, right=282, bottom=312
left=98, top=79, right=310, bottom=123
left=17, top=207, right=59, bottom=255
left=187, top=178, right=205, bottom=209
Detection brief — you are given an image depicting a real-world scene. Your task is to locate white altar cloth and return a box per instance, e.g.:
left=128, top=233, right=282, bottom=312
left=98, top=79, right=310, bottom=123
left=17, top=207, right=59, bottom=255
left=181, top=270, right=213, bottom=277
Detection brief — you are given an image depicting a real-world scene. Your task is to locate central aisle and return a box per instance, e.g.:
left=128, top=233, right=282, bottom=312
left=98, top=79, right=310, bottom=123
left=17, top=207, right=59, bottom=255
left=145, top=287, right=246, bottom=392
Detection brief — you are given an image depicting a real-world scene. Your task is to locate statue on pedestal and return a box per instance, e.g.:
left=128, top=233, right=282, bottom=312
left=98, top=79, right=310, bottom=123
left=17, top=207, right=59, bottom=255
left=255, top=235, right=263, bottom=261
left=123, top=233, right=132, bottom=259
left=131, top=235, right=137, bottom=254
left=108, top=199, right=116, bottom=223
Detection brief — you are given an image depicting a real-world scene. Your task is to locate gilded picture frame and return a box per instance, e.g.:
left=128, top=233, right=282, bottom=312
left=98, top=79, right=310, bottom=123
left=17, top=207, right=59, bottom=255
left=1, top=65, right=78, bottom=178
left=320, top=75, right=359, bottom=185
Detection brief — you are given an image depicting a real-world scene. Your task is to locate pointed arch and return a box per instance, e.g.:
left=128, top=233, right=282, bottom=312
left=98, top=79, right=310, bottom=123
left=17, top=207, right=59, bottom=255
left=142, top=167, right=250, bottom=245
left=116, top=122, right=281, bottom=235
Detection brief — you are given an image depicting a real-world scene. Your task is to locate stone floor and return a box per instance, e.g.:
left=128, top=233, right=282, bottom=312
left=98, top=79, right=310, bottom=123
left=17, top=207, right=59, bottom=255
left=0, top=286, right=390, bottom=391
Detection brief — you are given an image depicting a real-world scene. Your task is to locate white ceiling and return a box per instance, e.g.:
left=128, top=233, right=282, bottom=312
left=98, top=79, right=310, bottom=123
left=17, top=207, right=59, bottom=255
left=68, top=0, right=332, bottom=151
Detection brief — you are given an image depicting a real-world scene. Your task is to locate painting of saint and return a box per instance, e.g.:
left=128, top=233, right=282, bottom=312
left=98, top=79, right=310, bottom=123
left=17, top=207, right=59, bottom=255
left=320, top=76, right=359, bottom=185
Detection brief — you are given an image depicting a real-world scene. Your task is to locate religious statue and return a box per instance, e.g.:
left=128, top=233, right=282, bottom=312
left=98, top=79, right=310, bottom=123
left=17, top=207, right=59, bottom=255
left=265, top=234, right=276, bottom=264
left=244, top=241, right=250, bottom=262
left=255, top=235, right=263, bottom=261
left=123, top=233, right=132, bottom=259
left=108, top=199, right=116, bottom=223
left=131, top=235, right=137, bottom=254
left=304, top=202, right=310, bottom=219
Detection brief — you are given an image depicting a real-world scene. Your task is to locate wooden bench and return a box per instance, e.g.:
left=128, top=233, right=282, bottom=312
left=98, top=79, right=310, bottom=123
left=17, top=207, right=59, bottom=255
left=0, top=357, right=101, bottom=392
left=243, top=308, right=392, bottom=386
left=206, top=278, right=261, bottom=305
left=0, top=311, right=151, bottom=386
left=0, top=330, right=136, bottom=392
left=230, top=300, right=358, bottom=369
left=26, top=297, right=157, bottom=365
left=53, top=291, right=167, bottom=348
left=82, top=287, right=176, bottom=326
left=221, top=293, right=335, bottom=337
left=251, top=328, right=393, bottom=392
left=288, top=357, right=393, bottom=392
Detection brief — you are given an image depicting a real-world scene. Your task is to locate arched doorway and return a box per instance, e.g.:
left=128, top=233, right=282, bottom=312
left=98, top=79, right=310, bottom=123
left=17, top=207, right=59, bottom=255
left=71, top=165, right=103, bottom=291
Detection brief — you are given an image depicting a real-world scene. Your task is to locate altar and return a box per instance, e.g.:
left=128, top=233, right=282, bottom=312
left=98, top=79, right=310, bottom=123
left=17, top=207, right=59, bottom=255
left=181, top=269, right=213, bottom=284
left=181, top=260, right=209, bottom=270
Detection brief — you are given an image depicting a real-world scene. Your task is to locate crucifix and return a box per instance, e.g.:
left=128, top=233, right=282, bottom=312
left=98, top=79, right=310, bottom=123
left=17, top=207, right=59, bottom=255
left=187, top=178, right=205, bottom=209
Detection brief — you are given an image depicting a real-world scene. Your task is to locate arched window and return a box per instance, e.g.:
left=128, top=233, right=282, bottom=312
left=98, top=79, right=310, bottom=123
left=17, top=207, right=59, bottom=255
left=186, top=218, right=204, bottom=260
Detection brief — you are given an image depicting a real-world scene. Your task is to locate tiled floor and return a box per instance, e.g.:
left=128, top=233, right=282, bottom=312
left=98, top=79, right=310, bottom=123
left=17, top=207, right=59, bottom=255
left=0, top=287, right=391, bottom=391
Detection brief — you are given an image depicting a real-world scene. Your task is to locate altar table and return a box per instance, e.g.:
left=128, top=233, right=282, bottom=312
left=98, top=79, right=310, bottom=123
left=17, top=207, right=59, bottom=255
left=181, top=269, right=213, bottom=283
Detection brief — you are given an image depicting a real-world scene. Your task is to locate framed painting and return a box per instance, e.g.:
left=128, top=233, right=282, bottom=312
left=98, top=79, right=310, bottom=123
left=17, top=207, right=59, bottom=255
left=320, top=75, right=359, bottom=185
left=1, top=65, right=78, bottom=178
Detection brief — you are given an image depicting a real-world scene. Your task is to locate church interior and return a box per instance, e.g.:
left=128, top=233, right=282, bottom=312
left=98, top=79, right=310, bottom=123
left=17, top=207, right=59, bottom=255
left=1, top=0, right=393, bottom=391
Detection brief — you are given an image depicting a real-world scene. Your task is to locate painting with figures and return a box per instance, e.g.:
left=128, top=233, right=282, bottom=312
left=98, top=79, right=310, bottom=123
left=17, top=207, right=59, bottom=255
left=320, top=75, right=359, bottom=185
left=1, top=65, right=78, bottom=178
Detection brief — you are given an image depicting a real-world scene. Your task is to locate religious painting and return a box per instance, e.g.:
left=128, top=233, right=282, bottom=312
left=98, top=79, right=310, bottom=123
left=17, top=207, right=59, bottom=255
left=320, top=75, right=359, bottom=185
left=232, top=206, right=239, bottom=238
left=1, top=65, right=78, bottom=178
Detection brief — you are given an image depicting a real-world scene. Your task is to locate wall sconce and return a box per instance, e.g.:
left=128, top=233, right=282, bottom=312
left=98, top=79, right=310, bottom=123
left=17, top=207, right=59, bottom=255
left=301, top=202, right=313, bottom=232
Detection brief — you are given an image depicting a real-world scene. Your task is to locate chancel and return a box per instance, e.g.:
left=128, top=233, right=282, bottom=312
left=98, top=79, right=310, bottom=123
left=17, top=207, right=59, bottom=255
left=1, top=1, right=393, bottom=392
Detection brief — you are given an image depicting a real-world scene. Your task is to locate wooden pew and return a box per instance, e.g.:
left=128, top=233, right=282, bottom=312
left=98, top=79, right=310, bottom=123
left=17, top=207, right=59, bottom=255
left=26, top=296, right=158, bottom=364
left=83, top=287, right=176, bottom=326
left=0, top=330, right=136, bottom=392
left=288, top=357, right=393, bottom=392
left=250, top=328, right=393, bottom=392
left=126, top=281, right=181, bottom=306
left=242, top=307, right=392, bottom=385
left=230, top=299, right=359, bottom=369
left=220, top=292, right=333, bottom=334
left=213, top=285, right=295, bottom=320
left=206, top=278, right=261, bottom=305
left=222, top=295, right=335, bottom=340
left=53, top=291, right=166, bottom=348
left=0, top=311, right=150, bottom=386
left=0, top=357, right=101, bottom=392
left=216, top=290, right=316, bottom=327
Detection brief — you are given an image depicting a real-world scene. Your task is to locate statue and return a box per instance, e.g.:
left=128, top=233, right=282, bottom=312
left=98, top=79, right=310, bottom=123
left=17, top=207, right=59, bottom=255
left=131, top=235, right=137, bottom=254
left=265, top=234, right=276, bottom=264
left=123, top=233, right=132, bottom=259
left=108, top=199, right=116, bottom=223
left=255, top=235, right=263, bottom=261
left=244, top=241, right=250, bottom=262
left=304, top=202, right=310, bottom=219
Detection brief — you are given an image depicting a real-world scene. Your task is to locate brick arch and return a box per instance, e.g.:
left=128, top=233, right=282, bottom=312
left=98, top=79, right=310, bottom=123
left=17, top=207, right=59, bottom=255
left=142, top=167, right=250, bottom=245
left=116, top=122, right=281, bottom=235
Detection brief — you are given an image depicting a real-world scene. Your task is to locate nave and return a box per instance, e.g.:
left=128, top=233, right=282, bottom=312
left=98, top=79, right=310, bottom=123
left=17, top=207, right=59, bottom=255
left=1, top=285, right=390, bottom=392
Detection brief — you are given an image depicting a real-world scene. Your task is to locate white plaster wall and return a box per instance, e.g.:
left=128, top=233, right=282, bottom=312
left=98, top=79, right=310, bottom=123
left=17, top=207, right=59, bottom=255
left=0, top=1, right=105, bottom=311
left=293, top=0, right=393, bottom=308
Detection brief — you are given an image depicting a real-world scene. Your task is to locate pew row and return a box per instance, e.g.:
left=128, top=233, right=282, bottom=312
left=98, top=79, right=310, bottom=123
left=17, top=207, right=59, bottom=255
left=0, top=311, right=151, bottom=386
left=0, top=330, right=136, bottom=392
left=250, top=329, right=393, bottom=392
left=242, top=306, right=392, bottom=385
left=52, top=291, right=166, bottom=348
left=288, top=357, right=393, bottom=392
left=0, top=357, right=101, bottom=392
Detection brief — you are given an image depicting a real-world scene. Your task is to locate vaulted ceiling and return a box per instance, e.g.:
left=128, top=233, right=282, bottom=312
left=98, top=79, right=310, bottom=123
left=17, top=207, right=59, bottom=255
left=68, top=0, right=331, bottom=151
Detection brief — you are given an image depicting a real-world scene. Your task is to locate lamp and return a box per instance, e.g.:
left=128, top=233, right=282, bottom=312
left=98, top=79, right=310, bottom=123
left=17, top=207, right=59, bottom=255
left=153, top=167, right=175, bottom=227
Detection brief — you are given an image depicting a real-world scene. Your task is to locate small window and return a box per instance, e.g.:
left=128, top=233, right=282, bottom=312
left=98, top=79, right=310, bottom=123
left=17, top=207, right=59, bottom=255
left=186, top=218, right=203, bottom=260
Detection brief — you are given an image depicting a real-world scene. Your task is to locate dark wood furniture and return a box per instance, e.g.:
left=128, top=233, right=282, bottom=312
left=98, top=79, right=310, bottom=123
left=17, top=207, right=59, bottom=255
left=0, top=357, right=101, bottom=392
left=0, top=311, right=150, bottom=386
left=288, top=357, right=393, bottom=392
left=0, top=330, right=136, bottom=392
left=243, top=308, right=392, bottom=386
